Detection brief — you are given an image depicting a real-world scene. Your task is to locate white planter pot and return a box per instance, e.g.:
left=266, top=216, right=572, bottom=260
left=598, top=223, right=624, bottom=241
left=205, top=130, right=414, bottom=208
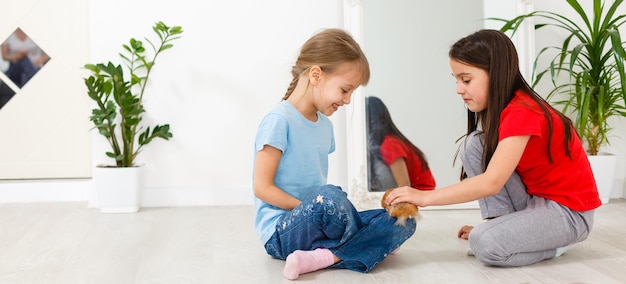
left=95, top=165, right=143, bottom=213
left=587, top=153, right=617, bottom=204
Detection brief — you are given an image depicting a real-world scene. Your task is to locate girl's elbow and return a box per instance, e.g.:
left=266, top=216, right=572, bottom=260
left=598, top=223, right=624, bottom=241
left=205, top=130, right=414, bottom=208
left=477, top=173, right=508, bottom=197
left=253, top=184, right=265, bottom=199
left=484, top=182, right=505, bottom=196
left=253, top=181, right=273, bottom=200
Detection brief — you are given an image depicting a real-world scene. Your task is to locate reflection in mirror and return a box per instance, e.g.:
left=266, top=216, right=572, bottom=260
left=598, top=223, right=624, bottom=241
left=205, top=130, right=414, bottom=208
left=1, top=27, right=50, bottom=89
left=366, top=96, right=436, bottom=192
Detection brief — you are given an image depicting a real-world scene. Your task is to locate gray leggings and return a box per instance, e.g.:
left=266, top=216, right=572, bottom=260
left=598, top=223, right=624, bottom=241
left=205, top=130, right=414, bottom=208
left=459, top=131, right=595, bottom=267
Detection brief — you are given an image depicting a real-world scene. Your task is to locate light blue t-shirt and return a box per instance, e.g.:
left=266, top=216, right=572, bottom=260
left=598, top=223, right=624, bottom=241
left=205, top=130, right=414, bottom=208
left=253, top=100, right=335, bottom=243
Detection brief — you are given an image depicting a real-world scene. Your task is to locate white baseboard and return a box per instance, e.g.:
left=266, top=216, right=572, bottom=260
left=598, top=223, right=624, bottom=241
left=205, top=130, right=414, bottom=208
left=0, top=179, right=91, bottom=203
left=2, top=179, right=622, bottom=209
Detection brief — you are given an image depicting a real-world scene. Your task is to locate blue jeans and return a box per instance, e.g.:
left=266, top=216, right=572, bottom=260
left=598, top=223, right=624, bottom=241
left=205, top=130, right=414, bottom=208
left=264, top=184, right=416, bottom=273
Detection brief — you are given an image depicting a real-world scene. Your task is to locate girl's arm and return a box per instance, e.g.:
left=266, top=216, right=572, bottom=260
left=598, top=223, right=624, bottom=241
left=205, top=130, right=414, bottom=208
left=253, top=145, right=301, bottom=210
left=385, top=135, right=530, bottom=207
left=389, top=158, right=411, bottom=187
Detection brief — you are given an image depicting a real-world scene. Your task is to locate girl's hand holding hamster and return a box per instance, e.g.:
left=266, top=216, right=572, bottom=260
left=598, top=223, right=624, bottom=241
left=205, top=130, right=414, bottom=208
left=384, top=186, right=427, bottom=208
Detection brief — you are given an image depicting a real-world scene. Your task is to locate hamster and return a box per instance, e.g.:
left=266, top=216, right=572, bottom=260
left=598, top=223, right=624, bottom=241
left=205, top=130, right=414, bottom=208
left=381, top=189, right=420, bottom=226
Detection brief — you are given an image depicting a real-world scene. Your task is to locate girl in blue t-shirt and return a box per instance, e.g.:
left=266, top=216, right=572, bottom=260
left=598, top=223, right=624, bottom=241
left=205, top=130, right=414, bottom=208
left=253, top=28, right=416, bottom=280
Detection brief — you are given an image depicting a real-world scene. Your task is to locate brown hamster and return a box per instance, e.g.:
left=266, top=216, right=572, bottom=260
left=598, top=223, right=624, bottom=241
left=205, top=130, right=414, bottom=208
left=381, top=189, right=420, bottom=226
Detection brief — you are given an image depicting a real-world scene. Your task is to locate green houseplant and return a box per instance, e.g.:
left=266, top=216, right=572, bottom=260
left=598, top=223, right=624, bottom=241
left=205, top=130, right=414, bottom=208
left=493, top=0, right=626, bottom=156
left=85, top=21, right=182, bottom=212
left=85, top=21, right=183, bottom=167
left=492, top=0, right=626, bottom=203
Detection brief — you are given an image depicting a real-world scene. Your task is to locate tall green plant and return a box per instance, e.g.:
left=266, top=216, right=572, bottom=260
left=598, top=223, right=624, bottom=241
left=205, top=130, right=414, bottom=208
left=492, top=0, right=626, bottom=155
left=84, top=21, right=183, bottom=167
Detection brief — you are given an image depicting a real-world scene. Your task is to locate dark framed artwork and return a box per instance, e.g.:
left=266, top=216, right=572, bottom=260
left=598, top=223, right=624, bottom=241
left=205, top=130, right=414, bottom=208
left=0, top=78, right=15, bottom=109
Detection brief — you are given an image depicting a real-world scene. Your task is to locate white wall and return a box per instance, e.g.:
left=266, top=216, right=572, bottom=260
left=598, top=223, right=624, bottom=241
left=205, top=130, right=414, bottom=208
left=85, top=0, right=347, bottom=206
left=1, top=0, right=624, bottom=206
left=0, top=0, right=346, bottom=206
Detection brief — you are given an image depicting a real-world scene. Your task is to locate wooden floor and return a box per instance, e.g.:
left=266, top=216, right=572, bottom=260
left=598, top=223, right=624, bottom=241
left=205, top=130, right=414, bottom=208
left=0, top=199, right=625, bottom=284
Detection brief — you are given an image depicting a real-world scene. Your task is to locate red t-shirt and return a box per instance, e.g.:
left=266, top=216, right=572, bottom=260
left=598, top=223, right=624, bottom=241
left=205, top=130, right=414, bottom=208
left=499, top=91, right=601, bottom=211
left=380, top=134, right=436, bottom=190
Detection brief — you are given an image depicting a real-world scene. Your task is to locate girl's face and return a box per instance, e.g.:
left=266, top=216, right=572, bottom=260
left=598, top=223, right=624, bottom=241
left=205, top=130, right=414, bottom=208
left=313, top=62, right=364, bottom=116
left=449, top=59, right=489, bottom=112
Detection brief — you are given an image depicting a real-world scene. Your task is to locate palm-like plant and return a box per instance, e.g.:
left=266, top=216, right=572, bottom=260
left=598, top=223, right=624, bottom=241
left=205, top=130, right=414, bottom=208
left=493, top=0, right=626, bottom=155
left=84, top=21, right=183, bottom=167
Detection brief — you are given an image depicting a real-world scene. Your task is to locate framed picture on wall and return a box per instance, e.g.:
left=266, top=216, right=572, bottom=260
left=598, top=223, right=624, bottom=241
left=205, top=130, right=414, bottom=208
left=0, top=27, right=50, bottom=90
left=0, top=78, right=15, bottom=109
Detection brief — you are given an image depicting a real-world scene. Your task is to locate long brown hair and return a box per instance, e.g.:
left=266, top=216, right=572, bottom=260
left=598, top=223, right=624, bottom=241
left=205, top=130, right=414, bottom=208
left=449, top=29, right=575, bottom=180
left=282, top=28, right=370, bottom=100
left=366, top=96, right=430, bottom=171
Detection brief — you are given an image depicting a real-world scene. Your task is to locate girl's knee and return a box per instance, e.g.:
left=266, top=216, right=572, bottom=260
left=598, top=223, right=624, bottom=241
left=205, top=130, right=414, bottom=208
left=309, top=185, right=356, bottom=221
left=317, top=184, right=349, bottom=202
left=399, top=218, right=417, bottom=237
left=469, top=227, right=508, bottom=266
left=383, top=215, right=417, bottom=240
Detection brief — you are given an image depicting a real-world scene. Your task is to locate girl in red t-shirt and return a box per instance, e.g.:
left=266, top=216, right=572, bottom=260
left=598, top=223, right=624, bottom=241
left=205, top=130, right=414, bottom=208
left=366, top=96, right=436, bottom=191
left=384, top=29, right=600, bottom=267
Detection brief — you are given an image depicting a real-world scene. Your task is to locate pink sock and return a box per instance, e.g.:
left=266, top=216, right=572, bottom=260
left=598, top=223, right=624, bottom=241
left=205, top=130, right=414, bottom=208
left=390, top=247, right=400, bottom=255
left=283, top=248, right=335, bottom=280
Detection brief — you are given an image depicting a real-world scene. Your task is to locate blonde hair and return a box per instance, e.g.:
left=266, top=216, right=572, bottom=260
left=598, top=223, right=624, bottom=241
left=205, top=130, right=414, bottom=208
left=282, top=28, right=370, bottom=100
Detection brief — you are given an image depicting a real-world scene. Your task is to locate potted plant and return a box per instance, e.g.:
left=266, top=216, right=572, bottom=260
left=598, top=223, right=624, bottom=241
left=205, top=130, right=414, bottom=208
left=84, top=21, right=183, bottom=212
left=493, top=0, right=626, bottom=203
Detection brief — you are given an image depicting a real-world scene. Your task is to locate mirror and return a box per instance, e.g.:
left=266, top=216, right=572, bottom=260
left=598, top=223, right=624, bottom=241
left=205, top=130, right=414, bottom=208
left=342, top=0, right=532, bottom=205
left=361, top=0, right=485, bottom=192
